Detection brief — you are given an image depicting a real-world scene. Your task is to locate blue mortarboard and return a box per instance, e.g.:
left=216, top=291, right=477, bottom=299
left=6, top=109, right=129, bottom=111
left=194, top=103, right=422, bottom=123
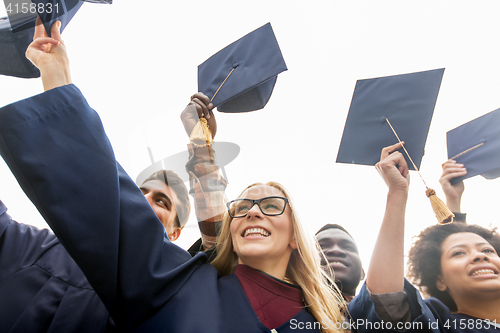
left=33, top=0, right=111, bottom=34
left=336, top=68, right=454, bottom=224
left=336, top=68, right=445, bottom=170
left=197, top=22, right=287, bottom=113
left=447, top=108, right=500, bottom=184
left=1, top=0, right=110, bottom=78
left=0, top=14, right=40, bottom=78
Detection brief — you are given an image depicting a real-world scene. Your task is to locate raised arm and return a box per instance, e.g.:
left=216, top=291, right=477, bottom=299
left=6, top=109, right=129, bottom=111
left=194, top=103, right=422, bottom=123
left=181, top=93, right=227, bottom=252
left=0, top=21, right=203, bottom=332
left=25, top=17, right=71, bottom=91
left=366, top=142, right=409, bottom=294
left=439, top=160, right=466, bottom=220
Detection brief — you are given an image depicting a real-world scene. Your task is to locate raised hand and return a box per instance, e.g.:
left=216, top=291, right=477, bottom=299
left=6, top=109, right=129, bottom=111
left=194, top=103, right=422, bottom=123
left=439, top=160, right=466, bottom=212
left=366, top=142, right=410, bottom=294
left=180, top=92, right=217, bottom=139
left=375, top=142, right=410, bottom=194
left=25, top=17, right=71, bottom=91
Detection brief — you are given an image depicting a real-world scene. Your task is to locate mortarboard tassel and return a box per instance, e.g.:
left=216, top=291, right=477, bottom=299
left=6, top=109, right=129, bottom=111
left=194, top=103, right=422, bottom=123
left=385, top=118, right=454, bottom=224
left=199, top=118, right=213, bottom=145
left=425, top=188, right=454, bottom=224
left=189, top=118, right=213, bottom=147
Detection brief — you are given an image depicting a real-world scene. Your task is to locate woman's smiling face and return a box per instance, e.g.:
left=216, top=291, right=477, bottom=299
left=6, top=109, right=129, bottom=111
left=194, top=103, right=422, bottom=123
left=229, top=185, right=297, bottom=271
left=437, top=232, right=500, bottom=302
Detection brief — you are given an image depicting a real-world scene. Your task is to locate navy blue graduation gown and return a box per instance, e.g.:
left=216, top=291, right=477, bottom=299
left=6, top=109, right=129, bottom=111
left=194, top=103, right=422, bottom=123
left=0, top=85, right=321, bottom=333
left=0, top=200, right=113, bottom=332
left=348, top=280, right=499, bottom=332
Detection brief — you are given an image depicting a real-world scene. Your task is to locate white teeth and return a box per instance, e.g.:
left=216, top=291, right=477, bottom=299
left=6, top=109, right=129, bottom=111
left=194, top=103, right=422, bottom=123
left=472, top=269, right=496, bottom=276
left=330, top=262, right=346, bottom=267
left=243, top=228, right=270, bottom=237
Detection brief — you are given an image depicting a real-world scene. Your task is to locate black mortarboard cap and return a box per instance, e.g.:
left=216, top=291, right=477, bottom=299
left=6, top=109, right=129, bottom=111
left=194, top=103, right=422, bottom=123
left=0, top=14, right=40, bottom=78
left=31, top=0, right=83, bottom=36
left=336, top=68, right=445, bottom=170
left=34, top=0, right=113, bottom=35
left=447, top=108, right=500, bottom=184
left=1, top=0, right=110, bottom=78
left=197, top=22, right=287, bottom=113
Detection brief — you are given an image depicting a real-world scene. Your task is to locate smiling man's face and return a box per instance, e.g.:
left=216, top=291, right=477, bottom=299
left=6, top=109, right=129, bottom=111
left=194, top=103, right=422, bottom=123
left=316, top=228, right=364, bottom=295
left=140, top=180, right=181, bottom=241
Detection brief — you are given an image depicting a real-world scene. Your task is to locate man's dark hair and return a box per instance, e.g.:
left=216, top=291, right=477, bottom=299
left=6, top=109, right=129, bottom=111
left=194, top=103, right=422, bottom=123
left=316, top=223, right=353, bottom=239
left=407, top=223, right=500, bottom=312
left=141, top=170, right=190, bottom=228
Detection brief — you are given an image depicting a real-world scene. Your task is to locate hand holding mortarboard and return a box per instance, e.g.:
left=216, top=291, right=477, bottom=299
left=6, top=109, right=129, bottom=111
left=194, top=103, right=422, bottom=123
left=439, top=160, right=466, bottom=213
left=375, top=142, right=410, bottom=194
left=26, top=18, right=71, bottom=91
left=446, top=108, right=500, bottom=184
left=336, top=68, right=453, bottom=224
left=1, top=0, right=109, bottom=78
left=181, top=92, right=217, bottom=146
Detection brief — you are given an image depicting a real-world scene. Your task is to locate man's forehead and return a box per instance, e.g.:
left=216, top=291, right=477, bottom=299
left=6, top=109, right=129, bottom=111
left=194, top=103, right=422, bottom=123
left=141, top=179, right=170, bottom=191
left=317, top=228, right=356, bottom=243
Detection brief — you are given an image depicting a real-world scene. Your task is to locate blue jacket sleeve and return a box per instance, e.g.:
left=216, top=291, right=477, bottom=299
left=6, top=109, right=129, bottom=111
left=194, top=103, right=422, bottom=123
left=348, top=280, right=443, bottom=333
left=0, top=85, right=206, bottom=331
left=0, top=200, right=57, bottom=280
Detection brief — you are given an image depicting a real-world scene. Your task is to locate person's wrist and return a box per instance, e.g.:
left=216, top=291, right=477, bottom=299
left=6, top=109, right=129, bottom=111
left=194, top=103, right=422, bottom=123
left=445, top=196, right=461, bottom=212
left=40, top=65, right=72, bottom=91
left=387, top=186, right=409, bottom=201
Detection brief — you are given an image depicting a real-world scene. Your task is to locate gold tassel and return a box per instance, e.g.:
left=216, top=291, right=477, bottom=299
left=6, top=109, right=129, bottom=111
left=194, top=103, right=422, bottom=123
left=384, top=118, right=455, bottom=225
left=199, top=118, right=213, bottom=145
left=426, top=188, right=454, bottom=224
left=189, top=118, right=213, bottom=147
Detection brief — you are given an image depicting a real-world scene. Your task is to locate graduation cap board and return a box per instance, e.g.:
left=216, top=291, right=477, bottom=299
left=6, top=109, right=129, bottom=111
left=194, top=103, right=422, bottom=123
left=0, top=14, right=40, bottom=78
left=197, top=22, right=287, bottom=113
left=336, top=68, right=453, bottom=224
left=336, top=68, right=445, bottom=170
left=1, top=0, right=109, bottom=78
left=447, top=108, right=500, bottom=184
left=32, top=0, right=111, bottom=34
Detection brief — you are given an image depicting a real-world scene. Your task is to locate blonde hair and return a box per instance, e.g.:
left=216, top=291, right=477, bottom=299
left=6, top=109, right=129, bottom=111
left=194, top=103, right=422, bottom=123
left=211, top=182, right=346, bottom=333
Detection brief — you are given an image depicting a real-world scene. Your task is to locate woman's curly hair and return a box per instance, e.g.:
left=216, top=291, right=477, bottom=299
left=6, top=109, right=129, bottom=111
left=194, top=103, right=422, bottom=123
left=407, top=223, right=500, bottom=312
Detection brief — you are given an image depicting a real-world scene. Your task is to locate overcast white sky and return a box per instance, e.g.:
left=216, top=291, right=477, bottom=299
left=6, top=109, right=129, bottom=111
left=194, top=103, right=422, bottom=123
left=1, top=1, right=499, bottom=281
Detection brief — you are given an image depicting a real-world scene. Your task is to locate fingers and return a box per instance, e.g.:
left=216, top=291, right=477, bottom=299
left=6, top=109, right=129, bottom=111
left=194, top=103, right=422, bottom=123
left=377, top=148, right=409, bottom=176
left=29, top=20, right=62, bottom=56
left=50, top=21, right=63, bottom=43
left=398, top=161, right=409, bottom=179
left=439, top=160, right=467, bottom=183
left=380, top=141, right=405, bottom=160
left=190, top=92, right=211, bottom=103
left=190, top=99, right=209, bottom=118
left=29, top=37, right=60, bottom=52
left=391, top=151, right=409, bottom=179
left=34, top=16, right=47, bottom=40
left=190, top=92, right=213, bottom=118
left=376, top=150, right=410, bottom=191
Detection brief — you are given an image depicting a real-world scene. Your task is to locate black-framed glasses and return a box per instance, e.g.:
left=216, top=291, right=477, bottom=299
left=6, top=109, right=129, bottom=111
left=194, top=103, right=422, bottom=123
left=227, top=196, right=289, bottom=218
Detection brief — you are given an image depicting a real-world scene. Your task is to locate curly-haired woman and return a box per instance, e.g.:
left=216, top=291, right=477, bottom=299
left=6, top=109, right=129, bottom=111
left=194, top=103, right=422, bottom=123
left=348, top=142, right=500, bottom=332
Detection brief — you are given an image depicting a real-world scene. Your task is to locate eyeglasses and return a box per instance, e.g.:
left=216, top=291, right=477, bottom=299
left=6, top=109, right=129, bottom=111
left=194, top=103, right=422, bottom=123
left=227, top=196, right=289, bottom=218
